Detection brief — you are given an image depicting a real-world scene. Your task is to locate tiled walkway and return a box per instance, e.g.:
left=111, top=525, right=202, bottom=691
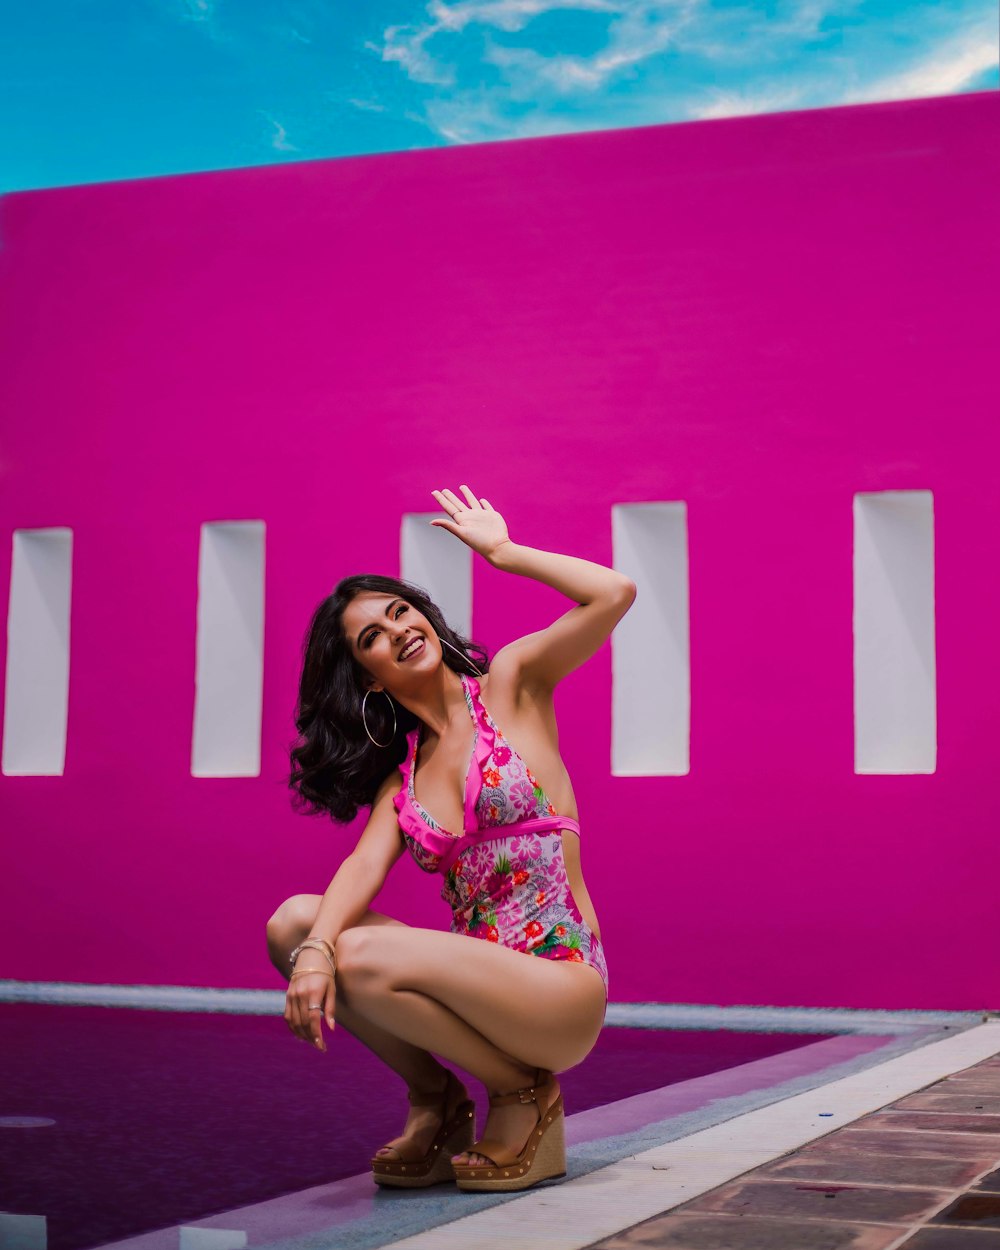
left=591, top=1053, right=1000, bottom=1249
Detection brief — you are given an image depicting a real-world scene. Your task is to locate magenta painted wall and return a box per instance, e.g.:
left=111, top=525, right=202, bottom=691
left=1, top=92, right=997, bottom=1009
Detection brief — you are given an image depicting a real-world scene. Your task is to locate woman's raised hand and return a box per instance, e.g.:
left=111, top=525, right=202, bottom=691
left=285, top=958, right=336, bottom=1052
left=430, top=485, right=510, bottom=561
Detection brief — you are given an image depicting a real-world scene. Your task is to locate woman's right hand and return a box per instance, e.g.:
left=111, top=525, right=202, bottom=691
left=285, top=956, right=336, bottom=1052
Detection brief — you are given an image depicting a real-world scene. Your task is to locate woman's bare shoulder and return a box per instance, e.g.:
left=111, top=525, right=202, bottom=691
left=481, top=659, right=556, bottom=731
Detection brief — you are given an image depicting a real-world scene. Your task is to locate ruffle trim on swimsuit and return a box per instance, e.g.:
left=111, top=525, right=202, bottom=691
left=465, top=674, right=493, bottom=832
left=392, top=675, right=581, bottom=877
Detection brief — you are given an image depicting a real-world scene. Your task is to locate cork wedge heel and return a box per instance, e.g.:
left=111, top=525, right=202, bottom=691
left=452, top=1069, right=566, bottom=1193
left=371, top=1071, right=476, bottom=1188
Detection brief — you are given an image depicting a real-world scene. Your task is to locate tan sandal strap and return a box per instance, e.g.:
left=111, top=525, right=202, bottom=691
left=407, top=1089, right=445, bottom=1107
left=376, top=1137, right=429, bottom=1164
left=488, top=1070, right=555, bottom=1109
left=488, top=1087, right=539, bottom=1108
left=461, top=1137, right=520, bottom=1169
left=408, top=1071, right=459, bottom=1106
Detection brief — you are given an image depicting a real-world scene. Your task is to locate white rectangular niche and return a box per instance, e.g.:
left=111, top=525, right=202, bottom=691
left=400, top=513, right=472, bottom=639
left=0, top=1213, right=47, bottom=1250
left=191, top=521, right=266, bottom=778
left=2, top=528, right=73, bottom=776
left=853, top=490, right=936, bottom=774
left=611, top=503, right=690, bottom=776
left=179, top=1226, right=249, bottom=1250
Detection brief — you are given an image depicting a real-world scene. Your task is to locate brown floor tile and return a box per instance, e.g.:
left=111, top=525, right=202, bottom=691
left=860, top=1111, right=1000, bottom=1135
left=587, top=1052, right=1000, bottom=1250
left=902, top=1073, right=1000, bottom=1097
left=975, top=1167, right=1000, bottom=1193
left=930, top=1193, right=1000, bottom=1229
left=677, top=1179, right=947, bottom=1224
left=589, top=1212, right=907, bottom=1249
left=754, top=1152, right=986, bottom=1189
left=936, top=1079, right=1000, bottom=1095
left=788, top=1129, right=1000, bottom=1164
left=892, top=1093, right=1000, bottom=1113
left=896, top=1230, right=1000, bottom=1248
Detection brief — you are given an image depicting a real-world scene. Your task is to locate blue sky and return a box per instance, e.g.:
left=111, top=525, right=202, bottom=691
left=2, top=0, right=997, bottom=194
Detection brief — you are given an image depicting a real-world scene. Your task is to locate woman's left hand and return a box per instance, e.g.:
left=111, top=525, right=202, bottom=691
left=430, top=485, right=511, bottom=561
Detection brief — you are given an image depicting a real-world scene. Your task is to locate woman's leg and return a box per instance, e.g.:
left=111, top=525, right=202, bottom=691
left=265, top=895, right=547, bottom=1161
left=266, top=895, right=443, bottom=1088
left=334, top=923, right=606, bottom=1166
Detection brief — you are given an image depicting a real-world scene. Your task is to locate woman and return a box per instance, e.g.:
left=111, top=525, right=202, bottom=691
left=267, top=484, right=636, bottom=1193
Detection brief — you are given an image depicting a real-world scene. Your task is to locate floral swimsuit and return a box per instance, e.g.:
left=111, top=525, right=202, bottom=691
left=393, top=674, right=609, bottom=999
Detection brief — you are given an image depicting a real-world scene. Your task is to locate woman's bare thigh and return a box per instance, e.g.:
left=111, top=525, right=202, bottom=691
left=270, top=893, right=408, bottom=945
left=337, top=925, right=606, bottom=1073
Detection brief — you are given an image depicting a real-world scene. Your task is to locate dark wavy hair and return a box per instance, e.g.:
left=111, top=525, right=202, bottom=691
left=288, top=574, right=490, bottom=825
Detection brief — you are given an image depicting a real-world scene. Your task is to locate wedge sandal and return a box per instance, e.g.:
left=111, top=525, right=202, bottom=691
left=452, top=1069, right=566, bottom=1192
left=371, top=1070, right=476, bottom=1188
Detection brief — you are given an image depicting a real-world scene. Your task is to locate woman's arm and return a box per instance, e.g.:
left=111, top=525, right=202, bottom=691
left=430, top=485, right=636, bottom=691
left=300, top=771, right=405, bottom=954
left=488, top=541, right=635, bottom=690
left=490, top=539, right=634, bottom=605
left=286, top=771, right=405, bottom=1049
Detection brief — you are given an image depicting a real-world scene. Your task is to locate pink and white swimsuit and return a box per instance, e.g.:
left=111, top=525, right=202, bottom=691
left=393, top=673, right=609, bottom=998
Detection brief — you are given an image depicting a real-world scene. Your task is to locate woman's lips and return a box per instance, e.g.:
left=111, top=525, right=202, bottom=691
left=398, top=636, right=425, bottom=662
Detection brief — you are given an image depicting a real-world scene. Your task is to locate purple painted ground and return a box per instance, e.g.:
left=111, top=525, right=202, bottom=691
left=0, top=1003, right=831, bottom=1250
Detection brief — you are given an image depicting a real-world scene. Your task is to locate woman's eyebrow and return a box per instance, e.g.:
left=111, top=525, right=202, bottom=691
left=356, top=599, right=404, bottom=647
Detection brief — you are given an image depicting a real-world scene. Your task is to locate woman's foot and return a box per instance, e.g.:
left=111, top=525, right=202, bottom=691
left=452, top=1071, right=560, bottom=1168
left=375, top=1069, right=470, bottom=1162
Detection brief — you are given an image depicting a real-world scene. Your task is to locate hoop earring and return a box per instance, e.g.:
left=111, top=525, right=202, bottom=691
left=361, top=688, right=396, bottom=748
left=438, top=635, right=484, bottom=678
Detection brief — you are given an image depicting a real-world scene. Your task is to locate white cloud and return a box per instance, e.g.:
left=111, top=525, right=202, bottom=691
left=686, top=15, right=998, bottom=123
left=348, top=98, right=389, bottom=113
left=428, top=0, right=621, bottom=35
left=424, top=93, right=510, bottom=141
left=372, top=0, right=999, bottom=145
left=181, top=0, right=214, bottom=20
left=481, top=1, right=694, bottom=96
left=424, top=93, right=594, bottom=141
left=840, top=18, right=999, bottom=102
left=164, top=0, right=237, bottom=46
left=374, top=0, right=667, bottom=89
left=372, top=25, right=457, bottom=87
left=659, top=0, right=866, bottom=67
left=689, top=84, right=805, bottom=119
left=259, top=112, right=299, bottom=152
left=765, top=0, right=863, bottom=41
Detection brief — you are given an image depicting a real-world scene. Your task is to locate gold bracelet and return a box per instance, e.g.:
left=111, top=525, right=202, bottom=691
left=289, top=968, right=334, bottom=979
left=289, top=939, right=337, bottom=975
left=305, top=936, right=337, bottom=961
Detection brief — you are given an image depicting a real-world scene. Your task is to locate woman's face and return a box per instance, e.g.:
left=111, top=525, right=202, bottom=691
left=341, top=592, right=441, bottom=690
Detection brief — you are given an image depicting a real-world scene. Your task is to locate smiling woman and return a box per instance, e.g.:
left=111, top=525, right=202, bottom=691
left=287, top=573, right=488, bottom=824
left=272, top=484, right=635, bottom=1192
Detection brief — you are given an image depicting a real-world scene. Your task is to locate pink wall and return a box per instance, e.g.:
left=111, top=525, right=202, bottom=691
left=1, top=92, right=997, bottom=1009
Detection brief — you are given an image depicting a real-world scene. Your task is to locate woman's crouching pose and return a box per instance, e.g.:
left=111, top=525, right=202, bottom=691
left=267, top=484, right=636, bottom=1192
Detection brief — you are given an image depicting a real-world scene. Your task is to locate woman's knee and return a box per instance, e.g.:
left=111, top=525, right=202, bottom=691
left=264, top=893, right=320, bottom=954
left=335, top=925, right=388, bottom=991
